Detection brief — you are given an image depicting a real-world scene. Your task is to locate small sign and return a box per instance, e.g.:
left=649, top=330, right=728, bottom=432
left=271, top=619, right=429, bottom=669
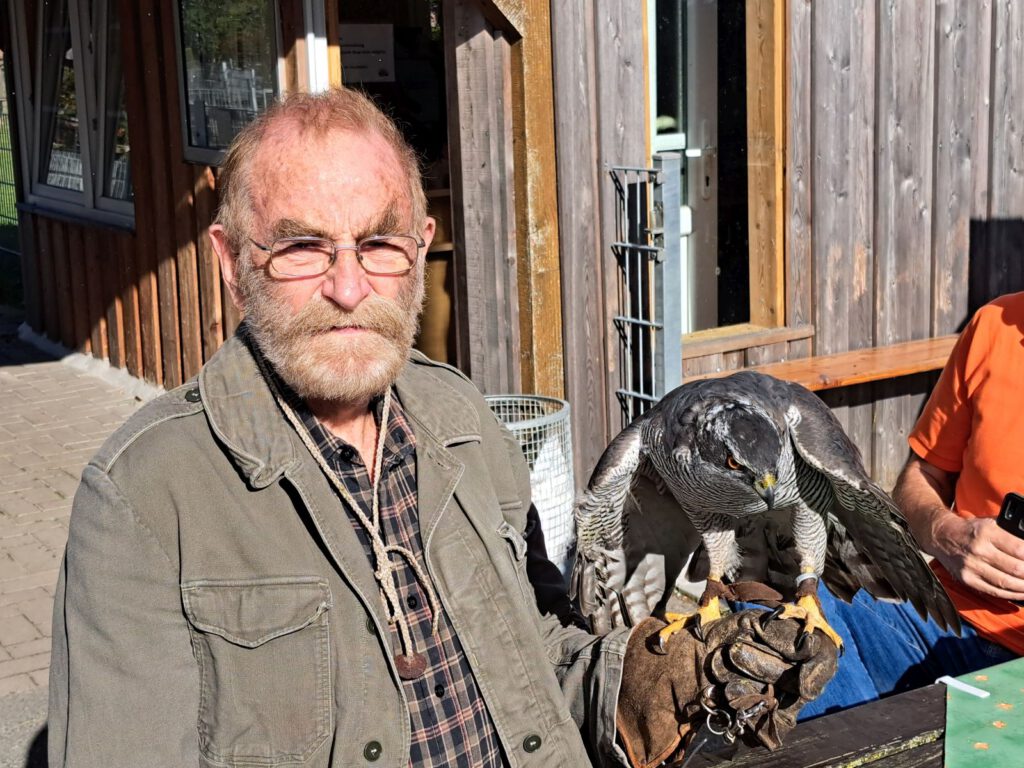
left=339, top=24, right=395, bottom=83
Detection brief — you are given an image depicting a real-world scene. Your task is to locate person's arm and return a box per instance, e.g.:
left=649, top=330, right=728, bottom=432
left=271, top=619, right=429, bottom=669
left=49, top=465, right=198, bottom=767
left=895, top=453, right=1024, bottom=601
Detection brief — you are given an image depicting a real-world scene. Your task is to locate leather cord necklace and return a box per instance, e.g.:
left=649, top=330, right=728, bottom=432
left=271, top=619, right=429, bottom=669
left=258, top=354, right=440, bottom=680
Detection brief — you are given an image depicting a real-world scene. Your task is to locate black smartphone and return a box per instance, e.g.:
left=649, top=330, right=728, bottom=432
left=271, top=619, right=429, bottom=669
left=997, top=492, right=1024, bottom=539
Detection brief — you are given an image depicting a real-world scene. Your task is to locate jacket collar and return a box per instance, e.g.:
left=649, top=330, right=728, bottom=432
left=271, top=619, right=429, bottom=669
left=198, top=331, right=481, bottom=487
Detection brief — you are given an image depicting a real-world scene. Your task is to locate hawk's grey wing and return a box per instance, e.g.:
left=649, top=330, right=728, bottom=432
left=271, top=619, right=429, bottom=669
left=774, top=377, right=961, bottom=633
left=569, top=421, right=643, bottom=634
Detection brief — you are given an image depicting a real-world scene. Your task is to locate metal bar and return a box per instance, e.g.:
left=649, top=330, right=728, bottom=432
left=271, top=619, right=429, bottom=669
left=653, top=153, right=683, bottom=397
left=612, top=316, right=663, bottom=329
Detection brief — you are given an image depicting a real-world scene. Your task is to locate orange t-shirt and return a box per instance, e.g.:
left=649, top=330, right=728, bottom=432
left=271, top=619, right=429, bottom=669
left=908, top=291, right=1024, bottom=654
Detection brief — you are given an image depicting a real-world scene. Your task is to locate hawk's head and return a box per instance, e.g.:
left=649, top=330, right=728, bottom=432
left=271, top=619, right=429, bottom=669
left=686, top=400, right=784, bottom=510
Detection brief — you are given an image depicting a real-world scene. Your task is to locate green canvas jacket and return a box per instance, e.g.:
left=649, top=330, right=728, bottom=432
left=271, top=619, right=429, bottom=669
left=48, top=333, right=631, bottom=767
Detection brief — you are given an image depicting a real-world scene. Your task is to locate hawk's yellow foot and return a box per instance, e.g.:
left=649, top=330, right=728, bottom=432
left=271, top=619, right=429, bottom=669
left=761, top=591, right=844, bottom=653
left=656, top=601, right=723, bottom=652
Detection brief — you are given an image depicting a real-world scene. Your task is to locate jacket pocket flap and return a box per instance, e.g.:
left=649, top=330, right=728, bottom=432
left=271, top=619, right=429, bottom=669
left=182, top=577, right=331, bottom=648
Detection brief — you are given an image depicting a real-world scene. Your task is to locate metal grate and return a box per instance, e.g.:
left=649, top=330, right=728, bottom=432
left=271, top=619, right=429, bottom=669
left=486, top=395, right=575, bottom=573
left=609, top=154, right=682, bottom=427
left=0, top=53, right=19, bottom=255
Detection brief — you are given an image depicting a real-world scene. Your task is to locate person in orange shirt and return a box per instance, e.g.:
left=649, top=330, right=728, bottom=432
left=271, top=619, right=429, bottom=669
left=896, top=291, right=1024, bottom=656
left=790, top=294, right=1022, bottom=719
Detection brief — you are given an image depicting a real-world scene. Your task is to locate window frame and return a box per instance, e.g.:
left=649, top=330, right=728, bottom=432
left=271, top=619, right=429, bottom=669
left=6, top=0, right=135, bottom=227
left=172, top=0, right=285, bottom=166
left=646, top=0, right=788, bottom=346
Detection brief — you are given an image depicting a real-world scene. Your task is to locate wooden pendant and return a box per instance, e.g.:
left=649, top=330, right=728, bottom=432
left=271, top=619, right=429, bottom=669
left=395, top=652, right=427, bottom=680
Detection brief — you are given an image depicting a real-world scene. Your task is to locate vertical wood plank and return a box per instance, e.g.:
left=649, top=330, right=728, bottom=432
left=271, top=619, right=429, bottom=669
left=931, top=0, right=989, bottom=337
left=101, top=231, right=126, bottom=370
left=595, top=0, right=647, bottom=430
left=745, top=0, right=785, bottom=328
left=745, top=340, right=788, bottom=366
left=81, top=227, right=107, bottom=359
left=119, top=0, right=162, bottom=384
left=444, top=0, right=520, bottom=394
left=551, top=0, right=608, bottom=482
left=970, top=0, right=994, bottom=221
left=33, top=216, right=59, bottom=341
left=159, top=0, right=202, bottom=380
left=810, top=0, right=856, bottom=433
left=65, top=225, right=92, bottom=353
left=50, top=220, right=76, bottom=349
left=118, top=233, right=144, bottom=377
left=326, top=0, right=342, bottom=87
left=137, top=0, right=182, bottom=387
left=16, top=212, right=43, bottom=333
left=278, top=0, right=309, bottom=95
left=989, top=0, right=1024, bottom=218
left=785, top=0, right=813, bottom=337
left=194, top=165, right=223, bottom=361
left=510, top=0, right=563, bottom=397
left=873, top=0, right=935, bottom=481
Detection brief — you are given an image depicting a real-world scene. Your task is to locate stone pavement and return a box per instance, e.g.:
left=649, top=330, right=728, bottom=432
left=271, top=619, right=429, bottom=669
left=0, top=306, right=144, bottom=766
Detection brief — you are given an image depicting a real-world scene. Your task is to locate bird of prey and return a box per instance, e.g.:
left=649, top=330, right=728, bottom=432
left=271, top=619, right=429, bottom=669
left=570, top=371, right=960, bottom=651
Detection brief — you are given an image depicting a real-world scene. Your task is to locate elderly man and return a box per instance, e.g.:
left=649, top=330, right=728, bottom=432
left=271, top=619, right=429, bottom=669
left=48, top=88, right=832, bottom=768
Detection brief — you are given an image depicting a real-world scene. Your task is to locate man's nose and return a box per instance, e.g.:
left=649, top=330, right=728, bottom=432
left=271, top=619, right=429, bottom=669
left=320, top=248, right=371, bottom=310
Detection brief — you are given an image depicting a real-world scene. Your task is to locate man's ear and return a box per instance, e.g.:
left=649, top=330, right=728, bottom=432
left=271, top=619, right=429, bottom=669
left=420, top=216, right=437, bottom=253
left=209, top=224, right=245, bottom=310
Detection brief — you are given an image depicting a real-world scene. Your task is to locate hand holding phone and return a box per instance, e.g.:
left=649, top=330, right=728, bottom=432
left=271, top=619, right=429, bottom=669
left=996, top=492, right=1024, bottom=540
left=996, top=493, right=1024, bottom=606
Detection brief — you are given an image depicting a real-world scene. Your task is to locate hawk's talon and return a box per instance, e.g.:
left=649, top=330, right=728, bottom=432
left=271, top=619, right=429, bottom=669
left=759, top=605, right=785, bottom=630
left=692, top=615, right=706, bottom=643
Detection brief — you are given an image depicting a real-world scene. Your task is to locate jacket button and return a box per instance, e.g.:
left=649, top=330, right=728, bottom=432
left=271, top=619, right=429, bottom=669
left=184, top=387, right=201, bottom=403
left=363, top=740, right=383, bottom=761
left=365, top=615, right=375, bottom=633
left=523, top=734, right=542, bottom=753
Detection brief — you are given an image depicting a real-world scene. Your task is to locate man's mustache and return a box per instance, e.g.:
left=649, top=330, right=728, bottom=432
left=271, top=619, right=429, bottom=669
left=283, top=295, right=411, bottom=340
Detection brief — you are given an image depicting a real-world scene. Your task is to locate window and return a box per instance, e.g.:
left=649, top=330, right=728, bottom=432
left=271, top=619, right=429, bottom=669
left=175, top=0, right=280, bottom=164
left=648, top=0, right=785, bottom=337
left=7, top=0, right=134, bottom=222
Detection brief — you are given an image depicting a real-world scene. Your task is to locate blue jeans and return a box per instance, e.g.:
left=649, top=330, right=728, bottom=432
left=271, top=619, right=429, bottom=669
left=737, top=586, right=1017, bottom=720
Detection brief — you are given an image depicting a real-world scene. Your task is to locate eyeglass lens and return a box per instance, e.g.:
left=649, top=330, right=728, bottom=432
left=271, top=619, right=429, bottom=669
left=269, top=236, right=417, bottom=277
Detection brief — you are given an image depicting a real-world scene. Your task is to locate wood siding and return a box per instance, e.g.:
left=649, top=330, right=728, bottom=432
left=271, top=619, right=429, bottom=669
left=551, top=0, right=648, bottom=485
left=678, top=0, right=1024, bottom=489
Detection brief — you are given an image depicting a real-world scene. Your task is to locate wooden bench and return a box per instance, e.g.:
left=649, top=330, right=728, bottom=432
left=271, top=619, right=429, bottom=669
left=685, top=334, right=958, bottom=391
left=686, top=683, right=945, bottom=767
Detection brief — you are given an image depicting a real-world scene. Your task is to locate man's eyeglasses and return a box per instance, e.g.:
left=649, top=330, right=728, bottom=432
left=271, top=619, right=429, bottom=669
left=249, top=235, right=424, bottom=278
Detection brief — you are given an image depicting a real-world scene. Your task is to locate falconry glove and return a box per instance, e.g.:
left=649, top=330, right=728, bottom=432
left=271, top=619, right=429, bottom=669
left=617, top=611, right=839, bottom=768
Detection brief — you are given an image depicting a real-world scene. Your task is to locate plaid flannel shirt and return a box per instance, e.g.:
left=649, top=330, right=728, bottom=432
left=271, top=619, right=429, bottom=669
left=288, top=386, right=507, bottom=767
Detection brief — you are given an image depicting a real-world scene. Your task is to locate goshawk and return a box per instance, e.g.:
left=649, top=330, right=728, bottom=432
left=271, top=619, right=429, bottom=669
left=570, top=371, right=960, bottom=650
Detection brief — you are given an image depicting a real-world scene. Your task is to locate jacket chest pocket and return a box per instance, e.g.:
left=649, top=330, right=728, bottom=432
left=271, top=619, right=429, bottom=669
left=181, top=577, right=333, bottom=766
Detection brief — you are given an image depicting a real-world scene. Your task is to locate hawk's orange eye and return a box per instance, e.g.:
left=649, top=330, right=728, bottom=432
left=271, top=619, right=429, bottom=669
left=726, top=454, right=741, bottom=470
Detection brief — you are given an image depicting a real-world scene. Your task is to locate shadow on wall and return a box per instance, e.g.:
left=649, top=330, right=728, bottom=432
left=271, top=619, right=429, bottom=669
left=968, top=218, right=1024, bottom=323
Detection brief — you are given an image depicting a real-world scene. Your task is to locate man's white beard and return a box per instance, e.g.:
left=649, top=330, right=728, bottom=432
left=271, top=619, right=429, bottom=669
left=238, top=262, right=424, bottom=404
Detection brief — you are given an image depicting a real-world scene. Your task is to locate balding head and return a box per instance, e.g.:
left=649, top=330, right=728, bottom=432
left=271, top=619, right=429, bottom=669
left=215, top=87, right=427, bottom=254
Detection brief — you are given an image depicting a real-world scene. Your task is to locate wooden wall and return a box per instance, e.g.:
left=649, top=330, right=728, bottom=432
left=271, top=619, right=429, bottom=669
left=551, top=0, right=648, bottom=485
left=678, top=0, right=1024, bottom=489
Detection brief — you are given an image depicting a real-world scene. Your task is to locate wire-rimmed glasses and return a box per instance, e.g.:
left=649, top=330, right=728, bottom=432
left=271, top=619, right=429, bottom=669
left=250, top=235, right=424, bottom=278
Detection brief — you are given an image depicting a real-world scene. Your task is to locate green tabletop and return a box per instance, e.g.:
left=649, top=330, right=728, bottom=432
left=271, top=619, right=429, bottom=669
left=945, top=656, right=1024, bottom=766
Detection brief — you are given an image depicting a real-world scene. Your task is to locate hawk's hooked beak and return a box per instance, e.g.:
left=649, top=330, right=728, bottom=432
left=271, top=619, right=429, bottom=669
left=754, top=473, right=777, bottom=509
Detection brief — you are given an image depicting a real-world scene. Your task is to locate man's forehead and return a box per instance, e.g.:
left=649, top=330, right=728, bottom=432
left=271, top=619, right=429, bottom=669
left=249, top=123, right=413, bottom=231
left=255, top=121, right=403, bottom=178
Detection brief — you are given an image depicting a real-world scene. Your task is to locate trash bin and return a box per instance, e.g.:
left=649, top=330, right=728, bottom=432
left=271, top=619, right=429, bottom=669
left=485, top=395, right=575, bottom=574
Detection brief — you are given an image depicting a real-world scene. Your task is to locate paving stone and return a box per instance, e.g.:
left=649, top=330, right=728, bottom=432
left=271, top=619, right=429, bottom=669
left=7, top=639, right=50, bottom=660
left=0, top=616, right=39, bottom=647
left=0, top=674, right=36, bottom=697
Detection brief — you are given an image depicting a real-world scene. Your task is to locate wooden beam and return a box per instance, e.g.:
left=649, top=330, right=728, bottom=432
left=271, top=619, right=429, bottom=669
left=682, top=322, right=814, bottom=359
left=745, top=0, right=785, bottom=328
left=325, top=0, right=342, bottom=87
left=686, top=334, right=957, bottom=392
left=511, top=0, right=563, bottom=397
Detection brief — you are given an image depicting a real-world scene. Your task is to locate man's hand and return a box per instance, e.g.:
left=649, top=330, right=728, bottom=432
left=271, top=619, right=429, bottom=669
left=895, top=454, right=1024, bottom=601
left=616, top=611, right=838, bottom=768
left=929, top=514, right=1024, bottom=601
